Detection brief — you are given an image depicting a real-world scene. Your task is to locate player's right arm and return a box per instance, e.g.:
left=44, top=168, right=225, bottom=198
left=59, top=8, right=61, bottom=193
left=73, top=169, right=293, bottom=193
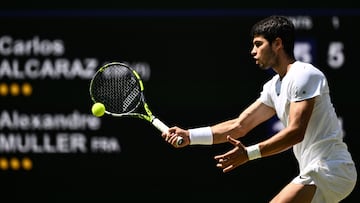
left=163, top=100, right=275, bottom=147
left=211, top=100, right=275, bottom=144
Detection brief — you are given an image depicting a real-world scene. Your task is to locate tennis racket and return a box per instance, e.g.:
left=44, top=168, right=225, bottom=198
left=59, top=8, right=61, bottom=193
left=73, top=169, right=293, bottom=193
left=89, top=62, right=183, bottom=146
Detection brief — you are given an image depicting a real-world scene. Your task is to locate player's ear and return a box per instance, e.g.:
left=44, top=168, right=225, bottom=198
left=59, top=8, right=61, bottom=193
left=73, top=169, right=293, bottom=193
left=273, top=37, right=283, bottom=51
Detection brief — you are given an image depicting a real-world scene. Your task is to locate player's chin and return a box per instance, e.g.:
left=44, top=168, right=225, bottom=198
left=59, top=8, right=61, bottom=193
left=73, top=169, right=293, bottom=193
left=259, top=64, right=271, bottom=70
left=256, top=61, right=265, bottom=69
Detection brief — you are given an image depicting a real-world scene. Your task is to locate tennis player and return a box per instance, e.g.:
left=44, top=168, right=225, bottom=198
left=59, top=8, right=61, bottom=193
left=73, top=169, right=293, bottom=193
left=162, top=15, right=357, bottom=202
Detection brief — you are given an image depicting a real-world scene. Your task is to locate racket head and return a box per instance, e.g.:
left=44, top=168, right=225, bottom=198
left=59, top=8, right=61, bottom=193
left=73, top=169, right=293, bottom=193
left=89, top=62, right=148, bottom=119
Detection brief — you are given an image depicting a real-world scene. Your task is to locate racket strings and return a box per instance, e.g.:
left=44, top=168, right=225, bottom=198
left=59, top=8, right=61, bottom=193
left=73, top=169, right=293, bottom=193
left=91, top=64, right=142, bottom=114
left=122, top=77, right=140, bottom=110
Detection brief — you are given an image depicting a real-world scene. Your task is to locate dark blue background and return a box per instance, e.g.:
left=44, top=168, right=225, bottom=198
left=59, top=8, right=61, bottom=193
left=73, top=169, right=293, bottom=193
left=1, top=7, right=359, bottom=202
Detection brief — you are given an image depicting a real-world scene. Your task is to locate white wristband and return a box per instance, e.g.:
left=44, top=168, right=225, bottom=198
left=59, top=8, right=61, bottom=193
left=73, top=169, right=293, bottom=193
left=188, top=126, right=213, bottom=145
left=246, top=144, right=261, bottom=160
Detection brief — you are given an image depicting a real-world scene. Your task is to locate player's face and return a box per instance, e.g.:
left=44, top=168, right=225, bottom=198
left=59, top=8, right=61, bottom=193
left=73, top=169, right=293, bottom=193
left=251, top=36, right=276, bottom=70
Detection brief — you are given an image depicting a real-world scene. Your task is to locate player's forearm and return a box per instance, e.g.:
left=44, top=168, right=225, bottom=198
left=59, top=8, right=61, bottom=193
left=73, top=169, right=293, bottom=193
left=258, top=127, right=304, bottom=158
left=211, top=118, right=249, bottom=144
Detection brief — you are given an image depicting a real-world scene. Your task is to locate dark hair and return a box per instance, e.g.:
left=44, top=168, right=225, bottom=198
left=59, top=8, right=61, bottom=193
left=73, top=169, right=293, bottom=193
left=250, top=15, right=295, bottom=59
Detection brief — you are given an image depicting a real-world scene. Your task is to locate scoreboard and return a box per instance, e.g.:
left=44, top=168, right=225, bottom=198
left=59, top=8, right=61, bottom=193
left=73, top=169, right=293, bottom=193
left=0, top=9, right=359, bottom=202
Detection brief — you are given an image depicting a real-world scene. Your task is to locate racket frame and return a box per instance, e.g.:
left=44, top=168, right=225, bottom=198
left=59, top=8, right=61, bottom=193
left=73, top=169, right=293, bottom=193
left=89, top=62, right=182, bottom=145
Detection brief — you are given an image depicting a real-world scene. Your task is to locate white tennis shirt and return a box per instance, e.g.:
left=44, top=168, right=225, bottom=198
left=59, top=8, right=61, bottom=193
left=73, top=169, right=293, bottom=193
left=258, top=61, right=354, bottom=172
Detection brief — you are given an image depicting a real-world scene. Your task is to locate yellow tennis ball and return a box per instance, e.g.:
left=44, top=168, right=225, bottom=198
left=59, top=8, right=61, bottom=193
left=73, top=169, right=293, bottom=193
left=91, top=102, right=106, bottom=117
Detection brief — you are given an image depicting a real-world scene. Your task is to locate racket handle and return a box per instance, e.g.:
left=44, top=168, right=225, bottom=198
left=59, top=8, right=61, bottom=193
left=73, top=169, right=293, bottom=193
left=152, top=118, right=184, bottom=146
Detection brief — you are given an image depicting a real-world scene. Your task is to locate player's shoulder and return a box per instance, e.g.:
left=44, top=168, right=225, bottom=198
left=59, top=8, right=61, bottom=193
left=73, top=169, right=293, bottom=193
left=290, top=61, right=324, bottom=77
left=289, top=61, right=328, bottom=90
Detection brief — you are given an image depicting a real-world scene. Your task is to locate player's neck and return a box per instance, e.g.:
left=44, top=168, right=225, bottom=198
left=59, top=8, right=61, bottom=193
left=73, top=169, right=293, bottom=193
left=274, top=59, right=296, bottom=80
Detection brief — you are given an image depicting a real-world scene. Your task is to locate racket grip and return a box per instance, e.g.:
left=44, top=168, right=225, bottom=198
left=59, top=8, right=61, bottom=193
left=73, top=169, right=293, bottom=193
left=152, top=118, right=183, bottom=146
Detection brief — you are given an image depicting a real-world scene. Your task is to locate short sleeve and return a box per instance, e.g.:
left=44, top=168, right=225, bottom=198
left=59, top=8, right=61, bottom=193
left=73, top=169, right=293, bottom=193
left=289, top=67, right=328, bottom=102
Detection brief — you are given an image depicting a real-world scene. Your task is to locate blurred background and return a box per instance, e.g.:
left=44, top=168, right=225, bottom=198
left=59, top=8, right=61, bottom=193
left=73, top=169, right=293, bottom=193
left=1, top=1, right=359, bottom=202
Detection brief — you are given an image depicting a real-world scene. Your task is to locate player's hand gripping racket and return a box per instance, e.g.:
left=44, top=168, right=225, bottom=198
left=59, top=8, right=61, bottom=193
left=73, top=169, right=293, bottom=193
left=89, top=62, right=183, bottom=146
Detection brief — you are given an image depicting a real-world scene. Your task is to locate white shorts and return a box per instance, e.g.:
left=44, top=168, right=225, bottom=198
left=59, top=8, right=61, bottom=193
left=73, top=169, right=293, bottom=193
left=292, top=159, right=357, bottom=203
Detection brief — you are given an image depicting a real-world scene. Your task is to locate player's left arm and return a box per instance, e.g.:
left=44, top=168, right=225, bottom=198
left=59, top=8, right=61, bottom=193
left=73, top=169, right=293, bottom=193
left=259, top=97, right=315, bottom=158
left=215, top=98, right=315, bottom=173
